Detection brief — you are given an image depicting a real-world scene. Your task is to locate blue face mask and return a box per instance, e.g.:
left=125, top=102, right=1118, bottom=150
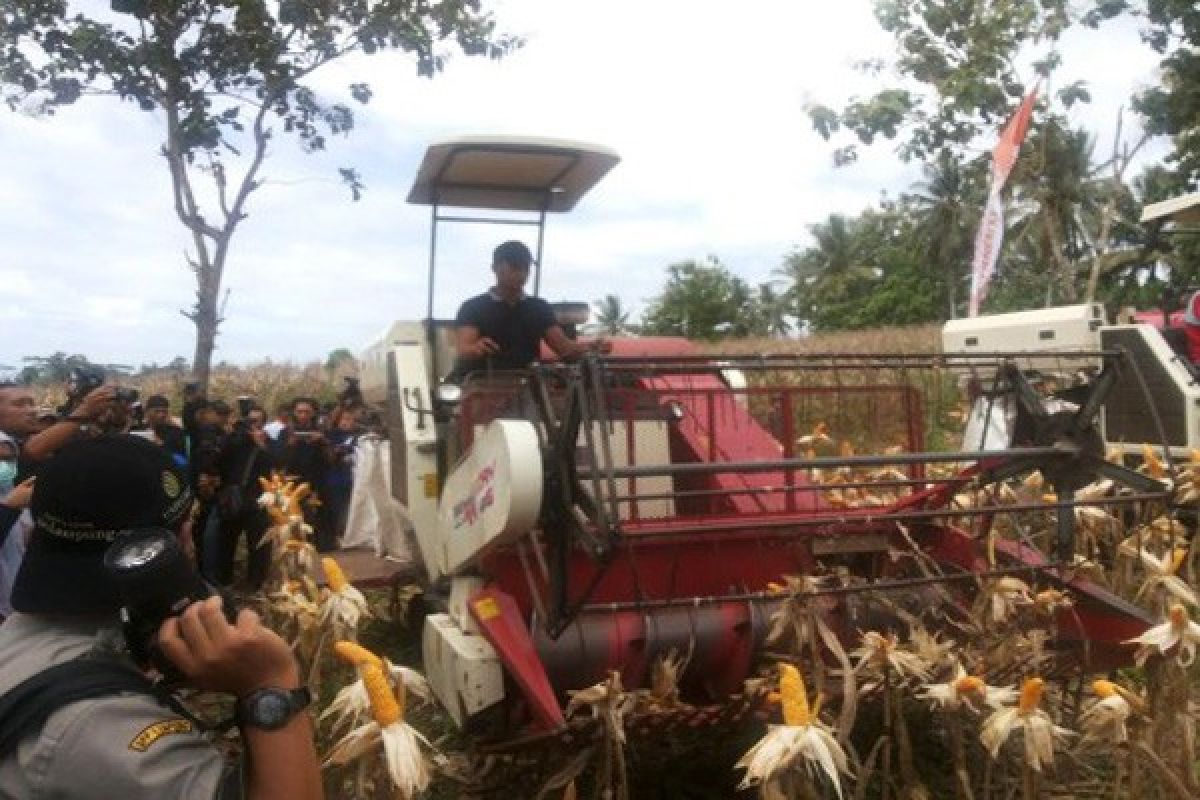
left=0, top=461, right=16, bottom=494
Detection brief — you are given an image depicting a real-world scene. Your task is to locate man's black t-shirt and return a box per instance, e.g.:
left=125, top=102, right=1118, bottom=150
left=453, top=291, right=558, bottom=375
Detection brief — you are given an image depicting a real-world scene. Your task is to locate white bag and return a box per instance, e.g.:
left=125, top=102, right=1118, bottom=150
left=342, top=436, right=413, bottom=561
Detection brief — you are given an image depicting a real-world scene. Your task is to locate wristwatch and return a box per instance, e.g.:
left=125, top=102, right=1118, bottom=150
left=235, top=687, right=312, bottom=731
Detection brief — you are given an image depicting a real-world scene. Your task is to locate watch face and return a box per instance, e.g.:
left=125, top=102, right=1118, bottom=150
left=249, top=690, right=294, bottom=729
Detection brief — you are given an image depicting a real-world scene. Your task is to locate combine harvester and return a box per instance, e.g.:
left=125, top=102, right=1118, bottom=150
left=361, top=136, right=1171, bottom=790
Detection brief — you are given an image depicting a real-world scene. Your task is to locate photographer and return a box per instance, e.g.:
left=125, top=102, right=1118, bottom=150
left=322, top=380, right=364, bottom=545
left=204, top=401, right=274, bottom=589
left=0, top=436, right=322, bottom=800
left=135, top=394, right=188, bottom=467
left=279, top=398, right=333, bottom=552
left=23, top=368, right=140, bottom=465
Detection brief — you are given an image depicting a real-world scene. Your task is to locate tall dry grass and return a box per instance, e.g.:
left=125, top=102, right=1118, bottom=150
left=32, top=361, right=355, bottom=413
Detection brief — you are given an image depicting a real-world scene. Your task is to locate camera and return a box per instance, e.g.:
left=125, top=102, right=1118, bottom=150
left=339, top=376, right=363, bottom=409
left=103, top=527, right=237, bottom=681
left=60, top=366, right=107, bottom=415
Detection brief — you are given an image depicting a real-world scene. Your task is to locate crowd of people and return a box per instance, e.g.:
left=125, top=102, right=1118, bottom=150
left=0, top=378, right=332, bottom=799
left=2, top=376, right=369, bottom=601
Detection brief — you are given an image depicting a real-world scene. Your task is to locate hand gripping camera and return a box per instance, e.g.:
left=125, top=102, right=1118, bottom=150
left=103, top=528, right=236, bottom=682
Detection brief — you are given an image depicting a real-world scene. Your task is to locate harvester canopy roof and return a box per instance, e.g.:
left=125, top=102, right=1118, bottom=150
left=1141, top=191, right=1200, bottom=226
left=406, top=135, right=619, bottom=212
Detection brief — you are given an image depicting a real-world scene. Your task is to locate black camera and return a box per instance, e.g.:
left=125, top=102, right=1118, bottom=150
left=339, top=376, right=363, bottom=408
left=236, top=395, right=255, bottom=418
left=103, top=528, right=236, bottom=682
left=61, top=366, right=107, bottom=415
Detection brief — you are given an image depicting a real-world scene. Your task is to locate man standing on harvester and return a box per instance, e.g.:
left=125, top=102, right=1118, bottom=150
left=452, top=240, right=608, bottom=379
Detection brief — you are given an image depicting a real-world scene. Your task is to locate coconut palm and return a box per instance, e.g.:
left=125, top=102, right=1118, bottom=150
left=594, top=294, right=632, bottom=335
left=776, top=214, right=877, bottom=331
left=908, top=151, right=981, bottom=318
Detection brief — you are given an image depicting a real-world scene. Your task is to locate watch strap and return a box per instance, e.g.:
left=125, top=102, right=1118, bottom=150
left=235, top=686, right=312, bottom=729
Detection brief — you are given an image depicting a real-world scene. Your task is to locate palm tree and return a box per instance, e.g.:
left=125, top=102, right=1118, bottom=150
left=776, top=214, right=876, bottom=330
left=594, top=294, right=631, bottom=335
left=755, top=283, right=792, bottom=337
left=909, top=151, right=979, bottom=318
left=1009, top=121, right=1100, bottom=304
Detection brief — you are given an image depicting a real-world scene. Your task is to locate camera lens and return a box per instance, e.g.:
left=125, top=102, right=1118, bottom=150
left=104, top=528, right=212, bottom=619
left=109, top=537, right=167, bottom=569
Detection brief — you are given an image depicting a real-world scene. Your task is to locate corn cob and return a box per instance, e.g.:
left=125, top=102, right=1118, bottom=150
left=778, top=663, right=813, bottom=726
left=363, top=662, right=401, bottom=726
left=334, top=640, right=383, bottom=669
left=1017, top=677, right=1044, bottom=714
left=323, top=557, right=349, bottom=592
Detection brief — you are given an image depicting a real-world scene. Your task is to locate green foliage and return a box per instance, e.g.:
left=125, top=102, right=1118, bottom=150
left=593, top=294, right=632, bottom=335
left=18, top=352, right=130, bottom=385
left=809, top=0, right=1072, bottom=163
left=324, top=347, right=356, bottom=372
left=642, top=257, right=781, bottom=340
left=1128, top=0, right=1200, bottom=186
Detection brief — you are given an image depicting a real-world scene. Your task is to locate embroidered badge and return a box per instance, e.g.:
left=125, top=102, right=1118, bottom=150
left=162, top=470, right=182, bottom=499
left=129, top=718, right=194, bottom=751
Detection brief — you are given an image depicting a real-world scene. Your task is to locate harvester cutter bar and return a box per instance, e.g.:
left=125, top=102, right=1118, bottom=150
left=613, top=492, right=1167, bottom=540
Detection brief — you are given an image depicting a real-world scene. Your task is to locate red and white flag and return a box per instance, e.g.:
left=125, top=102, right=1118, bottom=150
left=968, top=87, right=1038, bottom=317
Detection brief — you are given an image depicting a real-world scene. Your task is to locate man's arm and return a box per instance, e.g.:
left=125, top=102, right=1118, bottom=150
left=23, top=386, right=115, bottom=461
left=159, top=596, right=323, bottom=800
left=543, top=325, right=611, bottom=361
left=455, top=325, right=500, bottom=361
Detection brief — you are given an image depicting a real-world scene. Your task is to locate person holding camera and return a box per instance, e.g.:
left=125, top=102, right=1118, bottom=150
left=205, top=401, right=275, bottom=589
left=279, top=398, right=334, bottom=552
left=0, top=435, right=322, bottom=800
left=134, top=394, right=188, bottom=467
left=21, top=383, right=117, bottom=463
left=321, top=381, right=363, bottom=546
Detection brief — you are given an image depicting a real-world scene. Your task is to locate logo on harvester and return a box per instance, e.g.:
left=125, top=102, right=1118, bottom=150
left=452, top=462, right=497, bottom=529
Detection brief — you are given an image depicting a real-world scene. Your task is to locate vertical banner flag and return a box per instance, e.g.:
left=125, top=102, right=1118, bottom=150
left=968, top=87, right=1038, bottom=316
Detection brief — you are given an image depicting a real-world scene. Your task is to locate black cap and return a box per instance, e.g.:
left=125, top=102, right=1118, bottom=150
left=145, top=394, right=169, bottom=409
left=11, top=435, right=194, bottom=615
left=493, top=240, right=534, bottom=269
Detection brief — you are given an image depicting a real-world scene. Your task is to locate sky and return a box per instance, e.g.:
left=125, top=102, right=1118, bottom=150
left=0, top=0, right=1169, bottom=369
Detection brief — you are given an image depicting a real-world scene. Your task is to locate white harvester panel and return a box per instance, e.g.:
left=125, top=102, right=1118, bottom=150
left=942, top=304, right=1106, bottom=374
left=422, top=613, right=504, bottom=726
left=439, top=419, right=544, bottom=575
left=1100, top=324, right=1200, bottom=454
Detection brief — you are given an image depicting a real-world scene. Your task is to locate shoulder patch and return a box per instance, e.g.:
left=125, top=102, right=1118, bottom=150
left=129, top=717, right=195, bottom=751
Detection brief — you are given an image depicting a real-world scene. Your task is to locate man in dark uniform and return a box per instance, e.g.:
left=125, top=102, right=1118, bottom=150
left=452, top=240, right=608, bottom=379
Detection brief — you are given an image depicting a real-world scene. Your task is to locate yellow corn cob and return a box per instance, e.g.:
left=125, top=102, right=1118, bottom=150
left=1169, top=604, right=1190, bottom=629
left=363, top=662, right=401, bottom=726
left=954, top=675, right=985, bottom=695
left=1170, top=547, right=1188, bottom=575
left=334, top=640, right=383, bottom=669
left=323, top=557, right=349, bottom=592
left=1092, top=679, right=1118, bottom=698
left=778, top=663, right=813, bottom=727
left=1143, top=444, right=1166, bottom=478
left=1190, top=449, right=1200, bottom=465
left=1018, top=677, right=1045, bottom=714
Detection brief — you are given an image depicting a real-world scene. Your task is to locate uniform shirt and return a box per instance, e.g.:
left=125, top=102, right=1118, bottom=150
left=453, top=289, right=558, bottom=375
left=0, top=614, right=236, bottom=799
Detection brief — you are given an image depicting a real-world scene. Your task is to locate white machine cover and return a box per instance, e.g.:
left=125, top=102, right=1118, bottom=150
left=342, top=435, right=414, bottom=560
left=438, top=419, right=542, bottom=569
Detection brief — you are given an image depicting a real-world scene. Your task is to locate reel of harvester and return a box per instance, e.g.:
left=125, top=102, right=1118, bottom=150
left=444, top=345, right=1173, bottom=796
